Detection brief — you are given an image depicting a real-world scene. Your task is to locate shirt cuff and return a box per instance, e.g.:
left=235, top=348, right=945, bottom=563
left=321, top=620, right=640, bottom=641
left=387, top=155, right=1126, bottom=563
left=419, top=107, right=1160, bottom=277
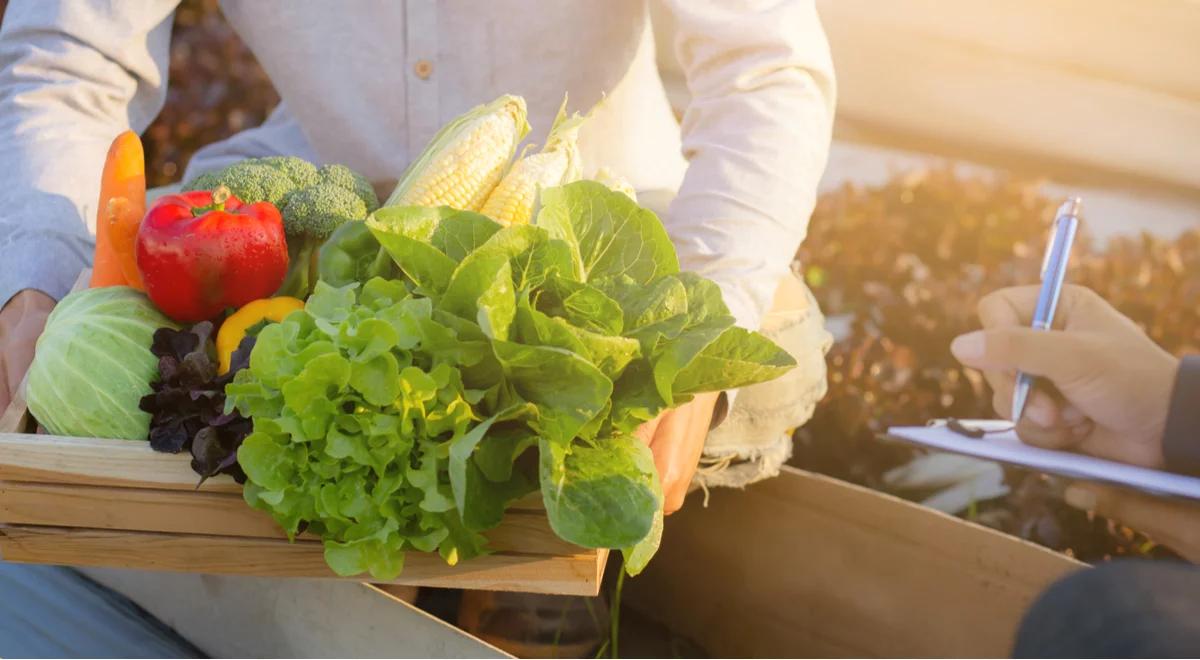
left=1162, top=355, right=1200, bottom=476
left=0, top=231, right=91, bottom=307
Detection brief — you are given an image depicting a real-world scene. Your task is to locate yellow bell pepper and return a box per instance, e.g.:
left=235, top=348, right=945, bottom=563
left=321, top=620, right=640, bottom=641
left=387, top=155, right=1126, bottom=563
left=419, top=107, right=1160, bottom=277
left=216, top=296, right=305, bottom=374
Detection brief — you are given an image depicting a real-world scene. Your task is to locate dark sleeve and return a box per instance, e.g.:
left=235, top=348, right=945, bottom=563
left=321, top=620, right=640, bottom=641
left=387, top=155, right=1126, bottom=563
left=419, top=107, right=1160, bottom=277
left=1162, top=355, right=1200, bottom=475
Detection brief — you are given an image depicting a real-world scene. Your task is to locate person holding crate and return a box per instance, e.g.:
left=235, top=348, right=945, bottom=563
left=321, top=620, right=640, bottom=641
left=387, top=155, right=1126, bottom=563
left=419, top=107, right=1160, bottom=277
left=0, top=1, right=836, bottom=656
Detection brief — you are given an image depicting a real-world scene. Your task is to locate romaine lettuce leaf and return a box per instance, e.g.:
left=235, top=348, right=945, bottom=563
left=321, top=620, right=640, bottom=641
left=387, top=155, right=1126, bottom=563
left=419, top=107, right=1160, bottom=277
left=539, top=434, right=659, bottom=549
left=537, top=181, right=679, bottom=284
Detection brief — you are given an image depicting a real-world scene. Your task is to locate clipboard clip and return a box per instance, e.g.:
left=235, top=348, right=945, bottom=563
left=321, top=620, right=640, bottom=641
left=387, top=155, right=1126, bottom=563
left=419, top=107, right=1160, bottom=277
left=927, top=418, right=1015, bottom=439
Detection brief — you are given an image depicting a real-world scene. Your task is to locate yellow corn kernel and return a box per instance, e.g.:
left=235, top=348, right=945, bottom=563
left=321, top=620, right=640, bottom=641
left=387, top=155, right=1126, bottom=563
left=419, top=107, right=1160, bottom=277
left=386, top=95, right=530, bottom=211
left=593, top=167, right=637, bottom=203
left=480, top=99, right=586, bottom=226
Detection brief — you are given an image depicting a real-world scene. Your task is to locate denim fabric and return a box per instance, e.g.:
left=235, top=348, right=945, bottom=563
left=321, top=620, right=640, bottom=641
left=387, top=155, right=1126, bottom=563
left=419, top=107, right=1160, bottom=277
left=1014, top=560, right=1200, bottom=658
left=0, top=563, right=204, bottom=658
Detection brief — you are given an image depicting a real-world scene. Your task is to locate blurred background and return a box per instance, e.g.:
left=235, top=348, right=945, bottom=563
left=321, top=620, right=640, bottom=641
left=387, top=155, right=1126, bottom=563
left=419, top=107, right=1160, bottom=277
left=1, top=0, right=1197, bottom=561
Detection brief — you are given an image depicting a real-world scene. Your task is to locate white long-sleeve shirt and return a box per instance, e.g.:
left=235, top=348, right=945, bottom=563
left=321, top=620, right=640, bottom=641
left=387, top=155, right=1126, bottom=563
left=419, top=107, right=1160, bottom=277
left=0, top=0, right=834, bottom=331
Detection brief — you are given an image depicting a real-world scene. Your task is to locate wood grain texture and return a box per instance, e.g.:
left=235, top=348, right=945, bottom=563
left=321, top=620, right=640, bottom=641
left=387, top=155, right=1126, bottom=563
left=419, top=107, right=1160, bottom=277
left=0, top=431, right=547, bottom=511
left=0, top=432, right=243, bottom=492
left=0, top=480, right=577, bottom=555
left=0, top=525, right=606, bottom=596
left=626, top=466, right=1083, bottom=658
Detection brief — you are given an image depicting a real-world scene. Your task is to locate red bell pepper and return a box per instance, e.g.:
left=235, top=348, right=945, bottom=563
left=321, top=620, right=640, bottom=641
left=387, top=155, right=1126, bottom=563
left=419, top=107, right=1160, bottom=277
left=136, top=186, right=289, bottom=323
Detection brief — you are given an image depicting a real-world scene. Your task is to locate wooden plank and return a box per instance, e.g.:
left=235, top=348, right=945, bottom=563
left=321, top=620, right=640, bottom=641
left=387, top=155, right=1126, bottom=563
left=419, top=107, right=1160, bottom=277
left=0, top=432, right=546, bottom=511
left=626, top=467, right=1082, bottom=658
left=0, top=480, right=578, bottom=555
left=0, top=432, right=243, bottom=493
left=0, top=525, right=605, bottom=596
left=0, top=432, right=547, bottom=508
left=0, top=479, right=277, bottom=535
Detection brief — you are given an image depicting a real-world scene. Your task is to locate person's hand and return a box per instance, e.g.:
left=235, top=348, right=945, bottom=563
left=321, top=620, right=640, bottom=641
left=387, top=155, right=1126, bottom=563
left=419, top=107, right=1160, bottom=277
left=1064, top=482, right=1200, bottom=563
left=635, top=392, right=721, bottom=515
left=950, top=285, right=1178, bottom=468
left=0, top=290, right=55, bottom=413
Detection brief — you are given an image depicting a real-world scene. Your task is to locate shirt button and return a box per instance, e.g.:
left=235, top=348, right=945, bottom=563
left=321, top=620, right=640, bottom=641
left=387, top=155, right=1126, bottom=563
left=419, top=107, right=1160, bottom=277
left=413, top=59, right=434, bottom=80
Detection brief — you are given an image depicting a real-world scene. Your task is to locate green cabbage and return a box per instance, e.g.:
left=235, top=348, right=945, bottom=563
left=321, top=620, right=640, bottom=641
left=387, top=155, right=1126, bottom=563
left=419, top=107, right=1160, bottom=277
left=26, top=286, right=176, bottom=440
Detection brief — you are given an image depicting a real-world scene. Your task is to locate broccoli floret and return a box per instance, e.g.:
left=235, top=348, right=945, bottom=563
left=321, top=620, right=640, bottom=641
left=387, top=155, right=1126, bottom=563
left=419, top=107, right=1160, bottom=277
left=259, top=156, right=321, bottom=189
left=182, top=160, right=295, bottom=208
left=318, top=164, right=379, bottom=212
left=281, top=184, right=367, bottom=239
left=183, top=170, right=223, bottom=195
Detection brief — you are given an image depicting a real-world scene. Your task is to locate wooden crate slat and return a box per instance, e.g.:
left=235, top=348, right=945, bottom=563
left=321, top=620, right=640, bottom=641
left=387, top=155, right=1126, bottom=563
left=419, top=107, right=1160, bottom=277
left=0, top=433, right=242, bottom=493
left=0, top=480, right=579, bottom=555
left=0, top=480, right=277, bottom=536
left=0, top=525, right=605, bottom=596
left=0, top=433, right=547, bottom=511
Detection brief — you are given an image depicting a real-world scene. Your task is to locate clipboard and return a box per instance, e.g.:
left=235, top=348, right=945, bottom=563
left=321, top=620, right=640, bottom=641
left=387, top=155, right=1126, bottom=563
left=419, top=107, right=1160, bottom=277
left=885, top=420, right=1200, bottom=501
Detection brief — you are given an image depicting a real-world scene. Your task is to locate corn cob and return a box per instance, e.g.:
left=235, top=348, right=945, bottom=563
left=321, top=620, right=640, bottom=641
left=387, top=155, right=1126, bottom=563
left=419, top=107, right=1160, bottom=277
left=386, top=95, right=530, bottom=211
left=593, top=167, right=637, bottom=203
left=480, top=99, right=587, bottom=226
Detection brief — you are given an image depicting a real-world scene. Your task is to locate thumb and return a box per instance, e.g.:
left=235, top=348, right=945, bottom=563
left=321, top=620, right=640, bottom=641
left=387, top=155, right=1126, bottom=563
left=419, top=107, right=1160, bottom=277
left=951, top=327, right=1099, bottom=382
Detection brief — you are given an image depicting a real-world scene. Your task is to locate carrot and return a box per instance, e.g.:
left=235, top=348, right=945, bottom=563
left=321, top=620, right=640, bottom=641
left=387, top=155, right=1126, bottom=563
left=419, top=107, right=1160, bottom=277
left=107, top=197, right=144, bottom=289
left=90, top=131, right=145, bottom=288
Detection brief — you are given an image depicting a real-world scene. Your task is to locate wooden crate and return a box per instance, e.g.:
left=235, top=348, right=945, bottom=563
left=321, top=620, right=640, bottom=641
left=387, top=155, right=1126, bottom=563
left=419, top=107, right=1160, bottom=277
left=0, top=278, right=606, bottom=596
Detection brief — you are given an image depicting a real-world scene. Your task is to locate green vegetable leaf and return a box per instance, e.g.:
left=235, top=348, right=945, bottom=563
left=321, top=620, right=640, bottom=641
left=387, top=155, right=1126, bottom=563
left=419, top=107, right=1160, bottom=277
left=458, top=459, right=536, bottom=532
left=540, top=435, right=659, bottom=548
left=492, top=340, right=611, bottom=464
left=437, top=511, right=491, bottom=566
left=538, top=276, right=624, bottom=336
left=237, top=431, right=297, bottom=493
left=604, top=275, right=686, bottom=333
left=367, top=206, right=458, bottom=294
left=360, top=277, right=410, bottom=309
left=407, top=440, right=454, bottom=513
left=513, top=295, right=587, bottom=355
left=672, top=326, right=796, bottom=397
left=537, top=181, right=679, bottom=284
left=477, top=225, right=575, bottom=292
left=607, top=360, right=669, bottom=435
left=474, top=427, right=538, bottom=483
left=623, top=508, right=663, bottom=577
left=566, top=328, right=639, bottom=381
left=349, top=352, right=401, bottom=406
left=448, top=415, right=498, bottom=514
left=306, top=281, right=357, bottom=324
left=439, top=251, right=516, bottom=341
left=649, top=317, right=729, bottom=405
left=430, top=209, right=502, bottom=261
left=677, top=272, right=735, bottom=327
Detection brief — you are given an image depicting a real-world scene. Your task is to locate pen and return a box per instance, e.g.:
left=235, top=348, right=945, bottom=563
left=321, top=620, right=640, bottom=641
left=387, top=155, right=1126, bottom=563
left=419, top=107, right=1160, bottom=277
left=1012, top=197, right=1081, bottom=422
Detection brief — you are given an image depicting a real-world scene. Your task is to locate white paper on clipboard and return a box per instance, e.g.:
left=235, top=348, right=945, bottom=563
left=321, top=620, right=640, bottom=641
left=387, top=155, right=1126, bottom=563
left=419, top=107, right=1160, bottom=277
left=886, top=420, right=1200, bottom=501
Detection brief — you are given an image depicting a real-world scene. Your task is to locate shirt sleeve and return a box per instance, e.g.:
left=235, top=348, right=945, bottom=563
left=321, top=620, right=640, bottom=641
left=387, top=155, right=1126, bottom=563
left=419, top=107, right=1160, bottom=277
left=1163, top=355, right=1200, bottom=476
left=662, top=0, right=835, bottom=331
left=0, top=0, right=177, bottom=305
